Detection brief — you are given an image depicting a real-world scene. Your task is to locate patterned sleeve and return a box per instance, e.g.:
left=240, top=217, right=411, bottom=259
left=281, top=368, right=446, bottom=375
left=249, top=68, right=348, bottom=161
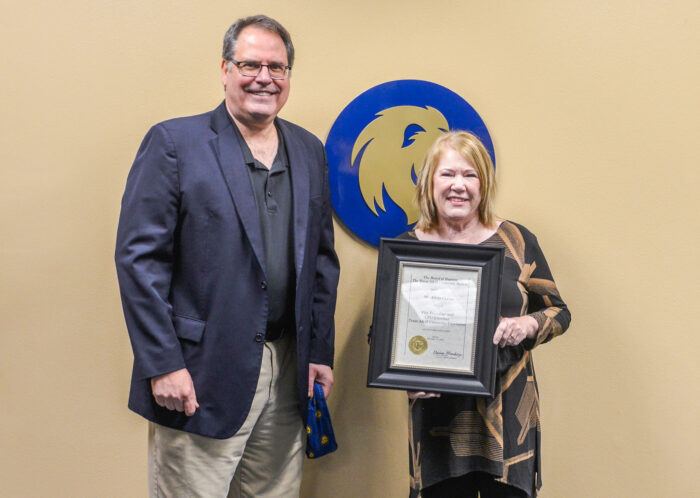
left=519, top=224, right=571, bottom=350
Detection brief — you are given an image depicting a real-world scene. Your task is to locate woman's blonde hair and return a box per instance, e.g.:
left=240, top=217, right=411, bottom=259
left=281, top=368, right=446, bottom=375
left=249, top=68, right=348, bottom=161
left=414, top=130, right=497, bottom=231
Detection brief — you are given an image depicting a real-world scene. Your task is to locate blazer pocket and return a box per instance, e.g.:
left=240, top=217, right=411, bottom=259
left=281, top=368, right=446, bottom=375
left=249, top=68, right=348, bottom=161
left=172, top=314, right=206, bottom=343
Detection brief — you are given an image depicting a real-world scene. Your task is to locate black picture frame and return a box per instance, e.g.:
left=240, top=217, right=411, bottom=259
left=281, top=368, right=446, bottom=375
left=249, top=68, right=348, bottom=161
left=367, top=237, right=504, bottom=396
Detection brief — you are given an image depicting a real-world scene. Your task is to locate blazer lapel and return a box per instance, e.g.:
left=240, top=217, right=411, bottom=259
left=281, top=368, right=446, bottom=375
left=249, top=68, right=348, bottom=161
left=209, top=103, right=266, bottom=275
left=278, top=120, right=309, bottom=280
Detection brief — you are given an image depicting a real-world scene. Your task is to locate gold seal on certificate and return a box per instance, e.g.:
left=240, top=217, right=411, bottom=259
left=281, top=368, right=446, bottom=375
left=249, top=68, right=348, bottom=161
left=408, top=335, right=428, bottom=355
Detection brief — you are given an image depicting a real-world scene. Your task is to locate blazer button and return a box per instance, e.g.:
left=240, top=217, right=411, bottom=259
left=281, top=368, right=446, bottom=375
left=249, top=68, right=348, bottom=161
left=254, top=333, right=264, bottom=343
left=261, top=281, right=267, bottom=289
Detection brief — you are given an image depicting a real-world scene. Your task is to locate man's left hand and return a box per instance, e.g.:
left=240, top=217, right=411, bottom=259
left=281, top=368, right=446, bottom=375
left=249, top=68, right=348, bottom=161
left=308, top=363, right=334, bottom=398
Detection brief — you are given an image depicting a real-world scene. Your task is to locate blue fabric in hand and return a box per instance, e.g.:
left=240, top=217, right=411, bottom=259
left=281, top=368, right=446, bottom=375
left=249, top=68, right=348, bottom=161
left=305, top=382, right=338, bottom=458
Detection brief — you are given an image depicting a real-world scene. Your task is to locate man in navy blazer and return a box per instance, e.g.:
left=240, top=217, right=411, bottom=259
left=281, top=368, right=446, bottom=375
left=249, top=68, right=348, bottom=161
left=115, top=15, right=339, bottom=497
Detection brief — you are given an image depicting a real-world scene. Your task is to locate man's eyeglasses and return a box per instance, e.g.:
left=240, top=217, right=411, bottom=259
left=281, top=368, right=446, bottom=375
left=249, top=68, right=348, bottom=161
left=228, top=59, right=291, bottom=80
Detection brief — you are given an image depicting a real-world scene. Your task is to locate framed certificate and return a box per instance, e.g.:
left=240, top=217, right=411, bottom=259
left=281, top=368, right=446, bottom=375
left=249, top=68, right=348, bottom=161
left=367, top=238, right=504, bottom=396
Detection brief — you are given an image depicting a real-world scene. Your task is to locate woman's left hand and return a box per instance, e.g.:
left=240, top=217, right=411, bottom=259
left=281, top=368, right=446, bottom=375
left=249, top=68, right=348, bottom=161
left=493, top=316, right=538, bottom=348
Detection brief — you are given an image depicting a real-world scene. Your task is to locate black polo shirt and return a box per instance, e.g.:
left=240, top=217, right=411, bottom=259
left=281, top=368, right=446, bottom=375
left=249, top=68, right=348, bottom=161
left=230, top=121, right=295, bottom=338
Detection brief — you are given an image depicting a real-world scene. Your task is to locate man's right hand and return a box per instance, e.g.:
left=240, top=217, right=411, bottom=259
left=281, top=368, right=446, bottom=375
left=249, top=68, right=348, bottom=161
left=150, top=368, right=199, bottom=416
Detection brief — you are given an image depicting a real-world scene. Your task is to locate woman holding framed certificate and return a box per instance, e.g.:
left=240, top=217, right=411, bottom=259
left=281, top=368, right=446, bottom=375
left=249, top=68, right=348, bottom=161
left=402, top=131, right=571, bottom=497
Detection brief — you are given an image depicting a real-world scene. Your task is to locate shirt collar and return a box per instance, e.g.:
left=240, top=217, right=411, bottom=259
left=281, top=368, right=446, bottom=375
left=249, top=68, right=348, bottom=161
left=227, top=114, right=288, bottom=171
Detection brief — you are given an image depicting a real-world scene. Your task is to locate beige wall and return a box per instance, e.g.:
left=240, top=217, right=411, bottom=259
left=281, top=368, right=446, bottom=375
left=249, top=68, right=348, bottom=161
left=2, top=1, right=698, bottom=496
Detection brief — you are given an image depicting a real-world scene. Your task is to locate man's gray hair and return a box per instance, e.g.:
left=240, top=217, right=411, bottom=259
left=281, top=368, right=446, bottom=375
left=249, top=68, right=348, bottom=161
left=222, top=15, right=295, bottom=67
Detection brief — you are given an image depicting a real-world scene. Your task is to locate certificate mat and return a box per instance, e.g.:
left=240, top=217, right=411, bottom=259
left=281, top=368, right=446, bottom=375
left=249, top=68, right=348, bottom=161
left=392, top=262, right=481, bottom=374
left=367, top=238, right=504, bottom=396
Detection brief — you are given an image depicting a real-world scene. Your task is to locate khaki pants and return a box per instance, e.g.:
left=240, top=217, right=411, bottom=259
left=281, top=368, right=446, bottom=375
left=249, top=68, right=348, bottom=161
left=148, top=334, right=304, bottom=497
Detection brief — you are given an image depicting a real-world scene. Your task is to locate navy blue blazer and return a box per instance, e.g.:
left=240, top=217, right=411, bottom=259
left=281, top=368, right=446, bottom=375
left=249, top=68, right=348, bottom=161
left=115, top=102, right=339, bottom=439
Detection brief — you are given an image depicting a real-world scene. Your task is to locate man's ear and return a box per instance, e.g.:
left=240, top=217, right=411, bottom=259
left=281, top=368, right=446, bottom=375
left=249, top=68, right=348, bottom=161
left=221, top=59, right=230, bottom=87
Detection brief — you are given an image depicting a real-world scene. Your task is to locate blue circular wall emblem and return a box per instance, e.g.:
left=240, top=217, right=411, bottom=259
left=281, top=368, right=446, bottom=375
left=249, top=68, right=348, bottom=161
left=325, top=79, right=495, bottom=247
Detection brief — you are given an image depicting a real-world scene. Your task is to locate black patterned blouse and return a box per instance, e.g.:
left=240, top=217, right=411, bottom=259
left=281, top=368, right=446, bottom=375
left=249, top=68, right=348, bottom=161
left=401, top=220, right=571, bottom=497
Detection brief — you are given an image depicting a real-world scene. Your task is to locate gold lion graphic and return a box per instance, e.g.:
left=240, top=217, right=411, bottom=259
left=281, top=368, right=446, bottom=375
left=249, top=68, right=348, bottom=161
left=351, top=105, right=449, bottom=224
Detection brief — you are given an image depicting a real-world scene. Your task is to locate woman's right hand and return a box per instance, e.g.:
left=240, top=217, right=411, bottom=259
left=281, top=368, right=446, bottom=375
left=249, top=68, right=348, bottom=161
left=407, top=391, right=441, bottom=399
